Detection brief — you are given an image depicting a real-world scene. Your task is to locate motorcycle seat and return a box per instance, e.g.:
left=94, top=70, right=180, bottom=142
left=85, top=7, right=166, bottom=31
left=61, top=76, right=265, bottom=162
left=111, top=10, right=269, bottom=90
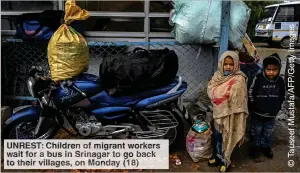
left=90, top=77, right=187, bottom=107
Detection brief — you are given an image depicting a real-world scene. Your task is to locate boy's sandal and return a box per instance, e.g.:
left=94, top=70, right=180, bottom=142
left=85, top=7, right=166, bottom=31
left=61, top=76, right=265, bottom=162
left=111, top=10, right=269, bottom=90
left=262, top=147, right=274, bottom=158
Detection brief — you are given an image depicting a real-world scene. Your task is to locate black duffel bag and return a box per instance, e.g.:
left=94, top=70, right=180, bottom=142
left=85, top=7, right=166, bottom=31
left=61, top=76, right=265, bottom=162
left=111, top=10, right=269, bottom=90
left=99, top=47, right=179, bottom=96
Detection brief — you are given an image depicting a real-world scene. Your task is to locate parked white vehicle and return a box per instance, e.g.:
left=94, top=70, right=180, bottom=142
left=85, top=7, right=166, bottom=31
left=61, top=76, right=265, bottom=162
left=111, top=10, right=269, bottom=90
left=255, top=1, right=300, bottom=48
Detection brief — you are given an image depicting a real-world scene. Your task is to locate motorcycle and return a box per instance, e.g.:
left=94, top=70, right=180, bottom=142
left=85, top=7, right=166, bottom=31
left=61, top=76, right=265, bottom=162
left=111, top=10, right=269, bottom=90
left=2, top=66, right=189, bottom=149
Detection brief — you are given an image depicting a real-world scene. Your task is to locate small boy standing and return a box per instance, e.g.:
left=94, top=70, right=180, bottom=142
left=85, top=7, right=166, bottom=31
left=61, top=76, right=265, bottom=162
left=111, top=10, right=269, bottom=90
left=248, top=53, right=285, bottom=162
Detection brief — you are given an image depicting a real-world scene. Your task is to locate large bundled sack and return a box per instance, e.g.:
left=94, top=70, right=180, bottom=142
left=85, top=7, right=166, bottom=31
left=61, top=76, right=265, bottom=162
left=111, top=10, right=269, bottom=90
left=170, top=0, right=251, bottom=49
left=186, top=121, right=213, bottom=162
left=48, top=0, right=90, bottom=82
left=99, top=48, right=179, bottom=96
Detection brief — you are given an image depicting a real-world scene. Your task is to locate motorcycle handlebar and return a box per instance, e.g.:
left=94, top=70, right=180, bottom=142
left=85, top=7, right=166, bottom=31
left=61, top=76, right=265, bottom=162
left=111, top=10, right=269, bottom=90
left=29, top=66, right=48, bottom=80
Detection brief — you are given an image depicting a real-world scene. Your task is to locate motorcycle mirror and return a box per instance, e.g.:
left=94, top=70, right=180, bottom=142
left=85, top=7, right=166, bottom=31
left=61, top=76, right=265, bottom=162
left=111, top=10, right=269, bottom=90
left=29, top=66, right=43, bottom=77
left=29, top=66, right=37, bottom=76
left=36, top=66, right=43, bottom=72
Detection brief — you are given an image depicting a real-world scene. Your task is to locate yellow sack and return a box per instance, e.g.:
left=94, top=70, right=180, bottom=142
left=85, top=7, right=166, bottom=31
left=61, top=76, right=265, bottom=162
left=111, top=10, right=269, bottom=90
left=48, top=0, right=90, bottom=82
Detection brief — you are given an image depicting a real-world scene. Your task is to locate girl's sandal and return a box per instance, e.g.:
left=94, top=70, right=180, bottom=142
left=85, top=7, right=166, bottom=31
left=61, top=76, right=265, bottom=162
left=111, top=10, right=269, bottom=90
left=219, top=164, right=231, bottom=172
left=208, top=157, right=221, bottom=167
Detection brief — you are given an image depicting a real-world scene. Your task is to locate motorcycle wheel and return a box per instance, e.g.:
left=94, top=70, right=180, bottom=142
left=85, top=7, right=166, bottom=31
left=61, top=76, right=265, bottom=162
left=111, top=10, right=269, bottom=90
left=3, top=117, right=60, bottom=139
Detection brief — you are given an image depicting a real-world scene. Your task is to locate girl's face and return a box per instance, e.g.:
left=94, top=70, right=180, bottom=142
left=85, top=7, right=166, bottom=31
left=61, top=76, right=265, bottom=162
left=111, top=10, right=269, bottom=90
left=223, top=57, right=234, bottom=75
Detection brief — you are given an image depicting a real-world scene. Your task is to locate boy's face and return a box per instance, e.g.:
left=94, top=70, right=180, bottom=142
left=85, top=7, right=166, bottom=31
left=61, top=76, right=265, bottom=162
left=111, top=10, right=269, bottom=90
left=264, top=64, right=279, bottom=80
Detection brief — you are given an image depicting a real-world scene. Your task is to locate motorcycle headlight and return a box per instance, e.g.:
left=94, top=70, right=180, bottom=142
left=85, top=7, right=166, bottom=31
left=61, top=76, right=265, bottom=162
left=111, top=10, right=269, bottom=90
left=27, top=77, right=36, bottom=97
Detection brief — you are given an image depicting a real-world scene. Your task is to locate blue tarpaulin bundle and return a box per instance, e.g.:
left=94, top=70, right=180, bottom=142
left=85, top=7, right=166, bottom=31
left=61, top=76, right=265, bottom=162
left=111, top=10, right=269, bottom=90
left=170, top=0, right=251, bottom=49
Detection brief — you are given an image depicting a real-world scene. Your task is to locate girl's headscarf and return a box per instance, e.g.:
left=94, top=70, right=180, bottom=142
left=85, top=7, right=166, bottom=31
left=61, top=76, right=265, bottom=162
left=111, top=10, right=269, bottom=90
left=208, top=51, right=247, bottom=88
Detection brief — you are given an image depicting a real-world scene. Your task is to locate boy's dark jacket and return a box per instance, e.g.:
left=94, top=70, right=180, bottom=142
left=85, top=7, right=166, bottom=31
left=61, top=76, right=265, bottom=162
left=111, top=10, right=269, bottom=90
left=248, top=70, right=285, bottom=118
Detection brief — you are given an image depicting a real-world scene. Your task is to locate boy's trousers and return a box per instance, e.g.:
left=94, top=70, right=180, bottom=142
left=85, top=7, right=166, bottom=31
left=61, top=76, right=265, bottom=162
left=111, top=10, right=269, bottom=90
left=250, top=115, right=275, bottom=148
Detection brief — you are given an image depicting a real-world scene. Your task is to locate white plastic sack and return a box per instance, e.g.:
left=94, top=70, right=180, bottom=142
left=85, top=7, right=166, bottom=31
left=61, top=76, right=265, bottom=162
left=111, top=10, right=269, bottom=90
left=170, top=0, right=251, bottom=49
left=186, top=127, right=213, bottom=162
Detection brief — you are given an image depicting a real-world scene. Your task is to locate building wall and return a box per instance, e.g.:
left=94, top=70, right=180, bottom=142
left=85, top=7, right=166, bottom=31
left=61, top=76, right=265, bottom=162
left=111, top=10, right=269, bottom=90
left=1, top=1, right=172, bottom=32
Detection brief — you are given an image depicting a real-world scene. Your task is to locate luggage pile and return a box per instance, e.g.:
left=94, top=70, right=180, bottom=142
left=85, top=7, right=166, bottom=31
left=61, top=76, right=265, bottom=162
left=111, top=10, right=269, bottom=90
left=100, top=48, right=179, bottom=96
left=9, top=0, right=89, bottom=83
left=13, top=0, right=180, bottom=94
